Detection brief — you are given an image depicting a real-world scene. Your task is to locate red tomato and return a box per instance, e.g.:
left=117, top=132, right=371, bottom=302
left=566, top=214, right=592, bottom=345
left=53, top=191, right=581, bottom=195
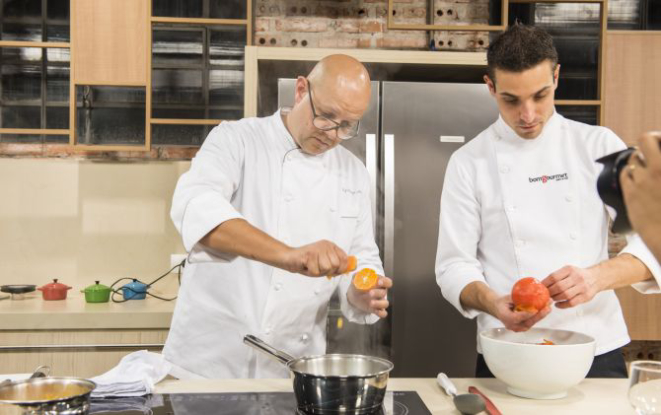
left=511, top=277, right=550, bottom=313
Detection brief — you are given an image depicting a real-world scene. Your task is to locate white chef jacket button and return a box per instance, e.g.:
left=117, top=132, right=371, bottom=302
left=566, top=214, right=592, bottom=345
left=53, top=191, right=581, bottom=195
left=274, top=283, right=282, bottom=291
left=314, top=288, right=320, bottom=295
left=284, top=194, right=293, bottom=202
left=329, top=206, right=336, bottom=212
left=508, top=205, right=516, bottom=212
left=300, top=334, right=309, bottom=343
left=570, top=233, right=577, bottom=240
left=515, top=239, right=524, bottom=248
left=565, top=195, right=573, bottom=202
left=500, top=165, right=510, bottom=174
left=265, top=327, right=272, bottom=335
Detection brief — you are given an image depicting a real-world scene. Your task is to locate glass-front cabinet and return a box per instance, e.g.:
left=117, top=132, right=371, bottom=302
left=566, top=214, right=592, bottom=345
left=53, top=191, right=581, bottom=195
left=0, top=0, right=250, bottom=149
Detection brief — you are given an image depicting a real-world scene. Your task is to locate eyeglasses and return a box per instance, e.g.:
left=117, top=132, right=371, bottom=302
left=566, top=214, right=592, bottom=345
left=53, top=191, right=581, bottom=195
left=307, top=79, right=360, bottom=140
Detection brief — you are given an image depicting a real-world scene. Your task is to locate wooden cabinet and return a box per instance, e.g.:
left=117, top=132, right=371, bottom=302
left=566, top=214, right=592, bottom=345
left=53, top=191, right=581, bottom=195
left=0, top=0, right=252, bottom=153
left=616, top=287, right=661, bottom=341
left=0, top=329, right=168, bottom=378
left=72, top=0, right=149, bottom=86
left=604, top=30, right=661, bottom=341
left=604, top=31, right=661, bottom=145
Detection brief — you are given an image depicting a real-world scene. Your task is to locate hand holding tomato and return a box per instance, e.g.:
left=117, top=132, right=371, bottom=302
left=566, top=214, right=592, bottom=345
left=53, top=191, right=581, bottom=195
left=488, top=277, right=552, bottom=332
left=490, top=294, right=552, bottom=332
left=542, top=265, right=599, bottom=308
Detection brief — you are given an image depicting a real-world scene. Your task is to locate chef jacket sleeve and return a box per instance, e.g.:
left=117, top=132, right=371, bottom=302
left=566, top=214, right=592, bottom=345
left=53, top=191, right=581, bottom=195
left=339, top=169, right=384, bottom=325
left=435, top=154, right=487, bottom=319
left=170, top=123, right=246, bottom=263
left=622, top=234, right=661, bottom=294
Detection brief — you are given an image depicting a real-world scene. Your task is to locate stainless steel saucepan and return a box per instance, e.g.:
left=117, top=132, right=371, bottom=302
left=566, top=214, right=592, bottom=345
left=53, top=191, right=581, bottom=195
left=0, top=366, right=95, bottom=415
left=244, top=335, right=394, bottom=414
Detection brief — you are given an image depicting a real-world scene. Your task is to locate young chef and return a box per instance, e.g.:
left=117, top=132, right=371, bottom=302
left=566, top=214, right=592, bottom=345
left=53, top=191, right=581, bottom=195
left=164, top=54, right=392, bottom=379
left=435, top=24, right=661, bottom=378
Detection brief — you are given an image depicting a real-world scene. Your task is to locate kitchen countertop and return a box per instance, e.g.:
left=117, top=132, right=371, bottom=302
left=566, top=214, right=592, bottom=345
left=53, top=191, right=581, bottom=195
left=0, top=293, right=175, bottom=330
left=153, top=377, right=635, bottom=414
left=0, top=377, right=635, bottom=414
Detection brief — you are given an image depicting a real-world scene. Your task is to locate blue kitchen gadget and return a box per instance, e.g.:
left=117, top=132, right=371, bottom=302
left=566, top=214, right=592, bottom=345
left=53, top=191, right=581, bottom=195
left=121, top=279, right=148, bottom=300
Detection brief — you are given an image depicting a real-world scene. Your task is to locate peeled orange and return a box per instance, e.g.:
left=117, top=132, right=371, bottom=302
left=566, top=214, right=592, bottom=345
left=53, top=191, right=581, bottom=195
left=353, top=268, right=378, bottom=291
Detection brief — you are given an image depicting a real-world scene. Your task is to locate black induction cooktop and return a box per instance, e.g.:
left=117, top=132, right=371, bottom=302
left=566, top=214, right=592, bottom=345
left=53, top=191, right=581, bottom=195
left=89, top=391, right=431, bottom=415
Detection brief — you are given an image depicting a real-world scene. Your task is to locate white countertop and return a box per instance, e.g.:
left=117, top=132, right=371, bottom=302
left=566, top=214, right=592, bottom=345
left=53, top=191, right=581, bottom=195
left=152, top=377, right=635, bottom=414
left=0, top=293, right=175, bottom=330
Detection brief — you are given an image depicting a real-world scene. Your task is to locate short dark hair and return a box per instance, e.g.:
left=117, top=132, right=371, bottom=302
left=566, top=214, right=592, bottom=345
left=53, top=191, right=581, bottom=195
left=487, top=24, right=558, bottom=85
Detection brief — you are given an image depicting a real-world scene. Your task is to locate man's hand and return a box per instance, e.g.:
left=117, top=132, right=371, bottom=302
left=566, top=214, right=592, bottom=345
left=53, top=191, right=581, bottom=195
left=281, top=240, right=350, bottom=277
left=490, top=295, right=551, bottom=332
left=542, top=265, right=600, bottom=309
left=621, top=131, right=661, bottom=260
left=460, top=282, right=550, bottom=332
left=347, top=275, right=393, bottom=318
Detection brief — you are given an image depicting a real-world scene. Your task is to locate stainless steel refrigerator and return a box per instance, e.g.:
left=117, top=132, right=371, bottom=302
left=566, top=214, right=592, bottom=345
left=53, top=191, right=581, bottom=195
left=278, top=79, right=499, bottom=377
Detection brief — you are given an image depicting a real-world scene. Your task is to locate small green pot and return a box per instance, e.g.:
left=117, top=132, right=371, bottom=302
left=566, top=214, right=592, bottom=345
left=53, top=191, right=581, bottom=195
left=81, top=281, right=111, bottom=303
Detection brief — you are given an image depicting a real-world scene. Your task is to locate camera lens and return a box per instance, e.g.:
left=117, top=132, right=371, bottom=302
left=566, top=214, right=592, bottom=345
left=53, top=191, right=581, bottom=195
left=596, top=147, right=635, bottom=233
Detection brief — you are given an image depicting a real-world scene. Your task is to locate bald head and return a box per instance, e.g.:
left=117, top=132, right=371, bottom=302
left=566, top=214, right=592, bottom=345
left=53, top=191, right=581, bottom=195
left=308, top=54, right=371, bottom=91
left=306, top=54, right=371, bottom=116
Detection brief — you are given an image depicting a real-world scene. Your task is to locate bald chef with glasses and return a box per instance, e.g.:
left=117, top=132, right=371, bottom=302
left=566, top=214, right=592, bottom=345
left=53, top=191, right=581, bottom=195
left=163, top=54, right=393, bottom=379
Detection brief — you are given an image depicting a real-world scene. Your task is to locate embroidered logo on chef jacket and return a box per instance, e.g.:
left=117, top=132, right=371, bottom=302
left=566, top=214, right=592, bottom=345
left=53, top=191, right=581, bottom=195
left=528, top=172, right=569, bottom=184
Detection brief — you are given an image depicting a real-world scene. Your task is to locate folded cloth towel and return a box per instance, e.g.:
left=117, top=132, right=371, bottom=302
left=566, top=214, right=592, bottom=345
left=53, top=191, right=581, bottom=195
left=90, top=395, right=164, bottom=414
left=90, top=351, right=171, bottom=398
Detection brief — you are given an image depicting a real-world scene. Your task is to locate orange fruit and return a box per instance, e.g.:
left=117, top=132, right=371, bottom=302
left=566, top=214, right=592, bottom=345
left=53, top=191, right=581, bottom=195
left=345, top=256, right=358, bottom=273
left=512, top=277, right=550, bottom=313
left=514, top=304, right=538, bottom=313
left=353, top=268, right=378, bottom=291
left=327, top=255, right=358, bottom=280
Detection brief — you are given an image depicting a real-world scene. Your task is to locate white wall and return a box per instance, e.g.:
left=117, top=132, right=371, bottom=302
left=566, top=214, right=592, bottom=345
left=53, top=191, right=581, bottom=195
left=0, top=158, right=190, bottom=295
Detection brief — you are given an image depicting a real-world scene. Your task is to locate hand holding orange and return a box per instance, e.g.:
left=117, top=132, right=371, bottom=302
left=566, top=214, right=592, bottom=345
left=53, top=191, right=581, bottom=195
left=352, top=267, right=378, bottom=291
left=326, top=255, right=358, bottom=280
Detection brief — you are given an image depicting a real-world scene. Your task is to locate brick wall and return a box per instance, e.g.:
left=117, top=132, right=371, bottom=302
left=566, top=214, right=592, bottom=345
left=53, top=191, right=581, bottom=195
left=254, top=0, right=490, bottom=51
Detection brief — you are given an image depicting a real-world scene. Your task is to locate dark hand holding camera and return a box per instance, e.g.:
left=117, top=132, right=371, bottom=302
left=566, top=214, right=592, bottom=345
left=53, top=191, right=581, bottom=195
left=597, top=139, right=661, bottom=234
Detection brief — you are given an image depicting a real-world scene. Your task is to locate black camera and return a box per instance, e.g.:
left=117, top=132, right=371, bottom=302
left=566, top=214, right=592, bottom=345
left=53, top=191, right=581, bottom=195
left=596, top=148, right=636, bottom=234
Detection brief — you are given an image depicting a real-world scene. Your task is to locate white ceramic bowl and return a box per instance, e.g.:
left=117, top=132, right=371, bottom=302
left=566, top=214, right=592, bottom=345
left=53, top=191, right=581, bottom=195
left=480, top=327, right=596, bottom=399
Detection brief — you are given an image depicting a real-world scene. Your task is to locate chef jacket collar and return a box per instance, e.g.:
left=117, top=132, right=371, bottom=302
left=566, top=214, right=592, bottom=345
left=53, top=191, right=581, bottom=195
left=494, top=108, right=561, bottom=145
left=275, top=109, right=334, bottom=163
left=274, top=108, right=299, bottom=151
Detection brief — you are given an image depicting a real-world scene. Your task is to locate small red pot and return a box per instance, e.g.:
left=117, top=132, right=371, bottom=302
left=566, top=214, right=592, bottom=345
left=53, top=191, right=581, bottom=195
left=38, top=279, right=72, bottom=301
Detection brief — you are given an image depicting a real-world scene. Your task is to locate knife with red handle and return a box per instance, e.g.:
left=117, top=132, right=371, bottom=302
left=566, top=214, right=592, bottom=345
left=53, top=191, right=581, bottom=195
left=468, top=386, right=503, bottom=415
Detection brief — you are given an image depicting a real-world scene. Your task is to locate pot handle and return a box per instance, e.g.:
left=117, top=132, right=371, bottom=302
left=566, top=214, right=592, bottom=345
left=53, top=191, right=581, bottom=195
left=30, top=365, right=50, bottom=379
left=243, top=335, right=296, bottom=366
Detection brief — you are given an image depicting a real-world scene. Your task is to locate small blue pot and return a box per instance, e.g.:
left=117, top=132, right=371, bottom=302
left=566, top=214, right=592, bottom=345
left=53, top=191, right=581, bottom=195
left=121, top=279, right=148, bottom=300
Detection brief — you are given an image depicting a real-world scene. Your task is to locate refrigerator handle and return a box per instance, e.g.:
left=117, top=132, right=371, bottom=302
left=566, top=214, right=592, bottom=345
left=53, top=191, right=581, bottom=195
left=384, top=133, right=395, bottom=277
left=366, top=134, right=377, bottom=231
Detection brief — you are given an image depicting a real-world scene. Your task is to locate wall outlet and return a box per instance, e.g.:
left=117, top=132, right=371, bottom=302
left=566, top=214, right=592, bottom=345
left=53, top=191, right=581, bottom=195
left=170, top=254, right=187, bottom=268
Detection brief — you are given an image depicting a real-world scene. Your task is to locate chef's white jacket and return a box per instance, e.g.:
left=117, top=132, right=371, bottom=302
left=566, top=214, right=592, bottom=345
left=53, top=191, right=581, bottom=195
left=435, top=111, right=661, bottom=355
left=164, top=110, right=384, bottom=379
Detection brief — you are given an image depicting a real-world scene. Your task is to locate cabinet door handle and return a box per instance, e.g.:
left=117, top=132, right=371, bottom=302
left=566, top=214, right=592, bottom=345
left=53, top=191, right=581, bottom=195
left=384, top=133, right=395, bottom=277
left=366, top=133, right=378, bottom=231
